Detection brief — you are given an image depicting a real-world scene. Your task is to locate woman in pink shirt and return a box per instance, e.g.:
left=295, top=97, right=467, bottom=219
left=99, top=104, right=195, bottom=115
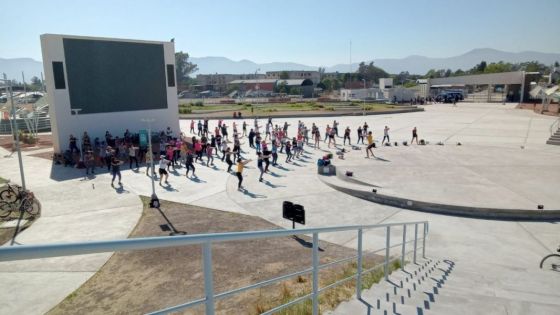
left=194, top=140, right=203, bottom=162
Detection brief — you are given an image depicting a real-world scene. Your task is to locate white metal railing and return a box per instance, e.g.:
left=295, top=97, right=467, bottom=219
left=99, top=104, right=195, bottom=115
left=550, top=117, right=560, bottom=136
left=0, top=221, right=429, bottom=315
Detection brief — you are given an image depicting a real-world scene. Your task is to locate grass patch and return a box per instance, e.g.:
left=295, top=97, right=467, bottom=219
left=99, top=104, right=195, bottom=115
left=253, top=257, right=403, bottom=314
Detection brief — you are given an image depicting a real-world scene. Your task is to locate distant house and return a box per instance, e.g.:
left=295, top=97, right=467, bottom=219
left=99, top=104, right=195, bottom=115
left=276, top=79, right=314, bottom=98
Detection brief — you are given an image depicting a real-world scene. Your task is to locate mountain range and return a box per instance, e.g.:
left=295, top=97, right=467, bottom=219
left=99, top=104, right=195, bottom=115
left=1, top=48, right=559, bottom=81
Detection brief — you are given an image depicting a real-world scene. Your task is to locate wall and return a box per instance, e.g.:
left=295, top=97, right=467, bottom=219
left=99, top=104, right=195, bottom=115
left=41, top=34, right=180, bottom=153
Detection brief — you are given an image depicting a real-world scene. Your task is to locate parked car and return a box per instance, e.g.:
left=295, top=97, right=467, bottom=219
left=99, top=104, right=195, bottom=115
left=436, top=92, right=463, bottom=103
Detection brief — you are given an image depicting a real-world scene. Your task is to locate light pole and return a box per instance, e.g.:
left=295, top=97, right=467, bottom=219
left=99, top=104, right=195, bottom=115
left=362, top=79, right=366, bottom=116
left=141, top=118, right=159, bottom=208
left=255, top=68, right=260, bottom=112
left=70, top=108, right=83, bottom=162
left=1, top=75, right=26, bottom=190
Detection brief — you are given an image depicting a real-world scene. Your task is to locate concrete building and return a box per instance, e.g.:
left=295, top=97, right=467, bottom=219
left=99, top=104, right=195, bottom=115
left=379, top=78, right=393, bottom=89
left=340, top=88, right=383, bottom=101
left=428, top=71, right=541, bottom=102
left=195, top=73, right=265, bottom=92
left=266, top=70, right=320, bottom=85
left=276, top=79, right=315, bottom=98
left=228, top=79, right=277, bottom=93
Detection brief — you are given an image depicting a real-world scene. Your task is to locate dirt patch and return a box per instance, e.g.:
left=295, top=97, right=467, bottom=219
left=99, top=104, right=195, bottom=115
left=0, top=134, right=53, bottom=152
left=47, top=198, right=368, bottom=315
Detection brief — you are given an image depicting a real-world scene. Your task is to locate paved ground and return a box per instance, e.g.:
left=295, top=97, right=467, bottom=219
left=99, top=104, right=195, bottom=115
left=1, top=103, right=559, bottom=314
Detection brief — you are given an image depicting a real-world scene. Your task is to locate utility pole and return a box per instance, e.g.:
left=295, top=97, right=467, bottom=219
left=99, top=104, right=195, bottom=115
left=2, top=74, right=26, bottom=190
left=141, top=118, right=159, bottom=208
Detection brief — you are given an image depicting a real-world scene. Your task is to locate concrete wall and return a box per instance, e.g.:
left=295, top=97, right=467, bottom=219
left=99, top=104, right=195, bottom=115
left=41, top=34, right=180, bottom=153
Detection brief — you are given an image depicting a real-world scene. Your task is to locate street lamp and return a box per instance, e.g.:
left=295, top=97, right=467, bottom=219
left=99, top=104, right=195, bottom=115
left=362, top=79, right=366, bottom=116
left=1, top=74, right=26, bottom=190
left=141, top=118, right=159, bottom=208
left=70, top=108, right=83, bottom=162
left=255, top=68, right=260, bottom=112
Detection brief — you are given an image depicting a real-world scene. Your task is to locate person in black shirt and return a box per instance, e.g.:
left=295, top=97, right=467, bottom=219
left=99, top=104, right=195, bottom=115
left=110, top=155, right=122, bottom=187
left=248, top=129, right=256, bottom=148
left=343, top=127, right=351, bottom=145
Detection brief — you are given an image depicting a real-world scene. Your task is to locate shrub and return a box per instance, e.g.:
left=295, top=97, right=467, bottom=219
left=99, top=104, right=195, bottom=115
left=325, top=106, right=335, bottom=111
left=18, top=131, right=37, bottom=144
left=194, top=101, right=204, bottom=107
left=179, top=107, right=192, bottom=114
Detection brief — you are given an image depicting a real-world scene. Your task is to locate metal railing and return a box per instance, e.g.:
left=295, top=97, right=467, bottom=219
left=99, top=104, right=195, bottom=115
left=550, top=117, right=560, bottom=136
left=0, top=221, right=429, bottom=315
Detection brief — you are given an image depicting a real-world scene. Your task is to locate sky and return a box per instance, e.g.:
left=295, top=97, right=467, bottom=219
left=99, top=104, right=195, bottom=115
left=1, top=0, right=559, bottom=66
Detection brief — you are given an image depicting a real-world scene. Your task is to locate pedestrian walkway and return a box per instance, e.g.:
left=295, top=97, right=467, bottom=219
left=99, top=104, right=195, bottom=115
left=0, top=103, right=559, bottom=314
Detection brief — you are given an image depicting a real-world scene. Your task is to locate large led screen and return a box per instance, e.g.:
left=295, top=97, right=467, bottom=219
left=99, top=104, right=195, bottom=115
left=63, top=38, right=168, bottom=114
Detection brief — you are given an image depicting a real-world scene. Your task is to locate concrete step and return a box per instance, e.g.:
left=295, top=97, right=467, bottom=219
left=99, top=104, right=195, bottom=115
left=327, top=259, right=439, bottom=315
left=545, top=140, right=560, bottom=145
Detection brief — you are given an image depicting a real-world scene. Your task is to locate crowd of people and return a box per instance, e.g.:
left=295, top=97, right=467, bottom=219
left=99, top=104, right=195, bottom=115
left=62, top=117, right=421, bottom=191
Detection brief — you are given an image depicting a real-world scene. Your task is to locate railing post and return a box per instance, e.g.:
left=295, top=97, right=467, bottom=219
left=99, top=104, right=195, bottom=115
left=401, top=225, right=407, bottom=270
left=413, top=224, right=418, bottom=264
left=356, top=228, right=363, bottom=299
left=312, top=232, right=319, bottom=315
left=384, top=226, right=390, bottom=280
left=203, top=242, right=215, bottom=315
left=422, top=222, right=427, bottom=259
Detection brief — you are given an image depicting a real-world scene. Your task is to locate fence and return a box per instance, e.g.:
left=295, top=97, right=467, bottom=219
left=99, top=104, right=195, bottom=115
left=0, top=221, right=429, bottom=315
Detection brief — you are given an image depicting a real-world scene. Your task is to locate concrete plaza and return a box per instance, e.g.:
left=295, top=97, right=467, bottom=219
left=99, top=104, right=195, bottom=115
left=0, top=102, right=559, bottom=314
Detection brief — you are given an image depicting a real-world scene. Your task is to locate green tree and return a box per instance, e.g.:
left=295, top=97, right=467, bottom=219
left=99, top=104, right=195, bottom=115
left=318, top=67, right=326, bottom=81
left=454, top=69, right=465, bottom=76
left=276, top=81, right=288, bottom=93
left=484, top=61, right=513, bottom=73
left=319, top=78, right=332, bottom=91
left=555, top=61, right=559, bottom=67
left=29, top=76, right=43, bottom=91
left=175, top=51, right=198, bottom=85
left=357, top=61, right=389, bottom=83
left=279, top=71, right=290, bottom=80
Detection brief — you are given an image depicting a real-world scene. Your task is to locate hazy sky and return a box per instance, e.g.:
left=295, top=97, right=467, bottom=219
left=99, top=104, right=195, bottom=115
left=1, top=0, right=559, bottom=66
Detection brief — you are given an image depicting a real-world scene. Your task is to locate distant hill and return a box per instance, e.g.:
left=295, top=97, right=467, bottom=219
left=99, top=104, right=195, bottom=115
left=194, top=49, right=560, bottom=75
left=0, top=58, right=44, bottom=82
left=1, top=48, right=559, bottom=81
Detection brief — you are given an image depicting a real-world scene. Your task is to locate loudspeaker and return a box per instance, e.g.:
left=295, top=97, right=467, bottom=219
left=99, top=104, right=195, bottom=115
left=345, top=171, right=353, bottom=177
left=537, top=205, right=544, bottom=210
left=52, top=61, right=66, bottom=89
left=166, top=64, right=175, bottom=87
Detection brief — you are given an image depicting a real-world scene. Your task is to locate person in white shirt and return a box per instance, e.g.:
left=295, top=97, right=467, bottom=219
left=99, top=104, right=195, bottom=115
left=158, top=155, right=170, bottom=185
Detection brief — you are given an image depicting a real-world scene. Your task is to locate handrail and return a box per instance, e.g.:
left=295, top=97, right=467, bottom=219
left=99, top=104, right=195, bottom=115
left=550, top=117, right=560, bottom=136
left=0, top=221, right=429, bottom=315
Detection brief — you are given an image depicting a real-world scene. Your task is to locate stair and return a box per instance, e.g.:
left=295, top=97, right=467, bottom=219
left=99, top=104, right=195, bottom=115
left=546, top=127, right=560, bottom=145
left=328, top=257, right=560, bottom=315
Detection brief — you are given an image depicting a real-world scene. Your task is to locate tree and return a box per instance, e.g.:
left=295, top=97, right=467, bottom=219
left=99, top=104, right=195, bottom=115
left=318, top=67, right=326, bottom=81
left=29, top=76, right=43, bottom=91
left=477, top=61, right=487, bottom=73
left=279, top=71, right=290, bottom=80
left=484, top=61, right=513, bottom=73
left=395, top=71, right=410, bottom=85
left=444, top=69, right=452, bottom=77
left=555, top=61, right=559, bottom=68
left=319, top=79, right=332, bottom=91
left=175, top=51, right=198, bottom=85
left=356, top=61, right=389, bottom=84
left=454, top=69, right=465, bottom=76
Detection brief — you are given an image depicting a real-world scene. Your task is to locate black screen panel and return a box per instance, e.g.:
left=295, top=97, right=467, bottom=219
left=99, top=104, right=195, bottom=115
left=52, top=62, right=66, bottom=89
left=166, top=64, right=175, bottom=87
left=63, top=38, right=168, bottom=114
